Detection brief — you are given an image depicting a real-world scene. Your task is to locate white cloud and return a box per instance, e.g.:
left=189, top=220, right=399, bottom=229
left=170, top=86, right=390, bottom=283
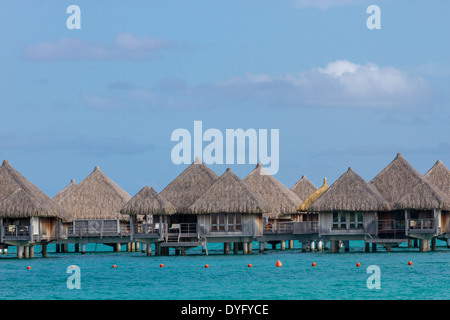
left=24, top=33, right=172, bottom=61
left=213, top=60, right=431, bottom=108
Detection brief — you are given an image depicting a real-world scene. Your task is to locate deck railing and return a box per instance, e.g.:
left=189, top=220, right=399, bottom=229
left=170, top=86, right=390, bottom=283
left=377, top=219, right=406, bottom=239
left=408, top=218, right=436, bottom=233
left=3, top=225, right=30, bottom=238
left=68, top=220, right=128, bottom=237
left=264, top=221, right=319, bottom=234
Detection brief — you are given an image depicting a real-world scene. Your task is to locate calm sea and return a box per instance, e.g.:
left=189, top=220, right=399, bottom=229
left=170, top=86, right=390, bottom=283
left=0, top=240, right=449, bottom=300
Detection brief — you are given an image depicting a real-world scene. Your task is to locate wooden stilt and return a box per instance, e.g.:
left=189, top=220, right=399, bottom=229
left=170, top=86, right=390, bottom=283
left=24, top=246, right=30, bottom=258
left=243, top=242, right=248, bottom=254
left=280, top=241, right=286, bottom=251
left=146, top=244, right=152, bottom=256
left=431, top=238, right=436, bottom=251
left=29, top=245, right=34, bottom=258
left=42, top=244, right=48, bottom=258
left=17, top=246, right=24, bottom=259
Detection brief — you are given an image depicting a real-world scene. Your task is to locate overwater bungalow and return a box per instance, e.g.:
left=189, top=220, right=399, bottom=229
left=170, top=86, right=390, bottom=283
left=120, top=186, right=176, bottom=255
left=0, top=160, right=68, bottom=258
left=244, top=163, right=302, bottom=230
left=53, top=179, right=77, bottom=203
left=424, top=160, right=450, bottom=247
left=369, top=153, right=450, bottom=251
left=188, top=168, right=270, bottom=254
left=296, top=178, right=329, bottom=226
left=132, top=157, right=219, bottom=255
left=309, top=168, right=391, bottom=252
left=290, top=175, right=318, bottom=208
left=54, top=165, right=132, bottom=253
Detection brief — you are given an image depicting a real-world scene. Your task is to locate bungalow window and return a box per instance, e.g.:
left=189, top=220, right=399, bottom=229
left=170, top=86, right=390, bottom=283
left=218, top=214, right=225, bottom=231
left=340, top=212, right=346, bottom=229
left=235, top=213, right=242, bottom=231
left=350, top=213, right=356, bottom=229
left=332, top=212, right=339, bottom=229
left=357, top=212, right=364, bottom=228
left=211, top=214, right=218, bottom=231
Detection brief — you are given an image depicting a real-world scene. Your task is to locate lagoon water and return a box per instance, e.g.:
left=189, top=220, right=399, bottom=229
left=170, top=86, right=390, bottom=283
left=1, top=241, right=449, bottom=300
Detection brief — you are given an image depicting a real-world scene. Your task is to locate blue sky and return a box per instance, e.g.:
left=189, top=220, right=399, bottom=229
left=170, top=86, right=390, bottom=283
left=1, top=0, right=450, bottom=197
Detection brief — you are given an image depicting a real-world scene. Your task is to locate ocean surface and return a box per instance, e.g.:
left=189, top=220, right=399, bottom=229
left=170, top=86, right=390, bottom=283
left=0, top=240, right=449, bottom=300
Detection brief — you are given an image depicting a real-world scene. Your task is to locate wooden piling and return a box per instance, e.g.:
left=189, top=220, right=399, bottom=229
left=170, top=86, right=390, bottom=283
left=116, top=243, right=121, bottom=252
left=420, top=239, right=430, bottom=252
left=24, top=246, right=30, bottom=258
left=17, top=246, right=23, bottom=259
left=243, top=242, right=248, bottom=254
left=288, top=240, right=294, bottom=249
left=344, top=241, right=350, bottom=252
left=372, top=243, right=377, bottom=252
left=302, top=242, right=308, bottom=252
left=364, top=242, right=370, bottom=252
left=317, top=241, right=323, bottom=251
left=81, top=244, right=86, bottom=254
left=146, top=244, right=152, bottom=256
left=280, top=241, right=286, bottom=251
left=310, top=241, right=316, bottom=252
left=42, top=244, right=47, bottom=258
left=330, top=241, right=339, bottom=253
left=431, top=238, right=436, bottom=251
left=259, top=242, right=265, bottom=253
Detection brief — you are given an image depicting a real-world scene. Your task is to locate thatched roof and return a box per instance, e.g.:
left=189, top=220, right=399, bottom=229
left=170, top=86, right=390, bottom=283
left=424, top=160, right=450, bottom=196
left=160, top=158, right=219, bottom=213
left=309, top=167, right=391, bottom=212
left=297, top=178, right=329, bottom=212
left=0, top=160, right=68, bottom=220
left=369, top=153, right=450, bottom=210
left=290, top=175, right=317, bottom=201
left=53, top=179, right=77, bottom=203
left=121, top=186, right=176, bottom=216
left=188, top=168, right=270, bottom=214
left=56, top=166, right=131, bottom=222
left=244, top=163, right=302, bottom=218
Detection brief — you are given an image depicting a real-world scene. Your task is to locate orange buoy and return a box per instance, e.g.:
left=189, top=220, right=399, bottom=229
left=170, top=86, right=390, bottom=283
left=276, top=260, right=282, bottom=267
left=408, top=261, right=413, bottom=266
left=248, top=264, right=253, bottom=268
left=205, top=264, right=209, bottom=268
left=160, top=264, right=164, bottom=268
left=27, top=266, right=31, bottom=270
left=312, top=262, right=316, bottom=267
left=356, top=262, right=361, bottom=267
left=112, top=265, right=117, bottom=268
left=71, top=265, right=76, bottom=269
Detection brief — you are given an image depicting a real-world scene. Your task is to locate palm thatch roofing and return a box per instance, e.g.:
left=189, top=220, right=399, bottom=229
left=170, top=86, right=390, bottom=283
left=297, top=178, right=329, bottom=212
left=56, top=166, right=131, bottom=222
left=0, top=160, right=68, bottom=221
left=309, top=167, right=391, bottom=212
left=53, top=179, right=77, bottom=203
left=424, top=160, right=450, bottom=196
left=244, top=163, right=302, bottom=218
left=188, top=168, right=270, bottom=214
left=160, top=157, right=219, bottom=213
left=369, top=153, right=450, bottom=210
left=290, top=175, right=318, bottom=201
left=121, top=186, right=176, bottom=216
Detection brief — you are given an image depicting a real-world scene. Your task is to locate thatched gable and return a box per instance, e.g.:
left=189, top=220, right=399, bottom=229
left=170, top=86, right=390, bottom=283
left=56, top=166, right=131, bottom=222
left=0, top=160, right=68, bottom=220
left=290, top=175, right=317, bottom=201
left=370, top=153, right=450, bottom=210
left=244, top=163, right=302, bottom=218
left=297, top=178, right=329, bottom=212
left=53, top=179, right=77, bottom=203
left=424, top=160, right=450, bottom=196
left=121, top=186, right=176, bottom=216
left=160, top=158, right=219, bottom=213
left=188, top=168, right=270, bottom=214
left=309, top=167, right=391, bottom=212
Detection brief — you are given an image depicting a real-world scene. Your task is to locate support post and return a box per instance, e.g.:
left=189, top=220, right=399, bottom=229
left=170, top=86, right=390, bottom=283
left=17, top=246, right=24, bottom=259
left=419, top=239, right=430, bottom=252
left=431, top=238, right=436, bottom=251
left=146, top=243, right=152, bottom=256
left=243, top=242, right=248, bottom=254
left=24, top=246, right=30, bottom=258
left=81, top=244, right=86, bottom=254
left=116, top=243, right=121, bottom=252
left=280, top=241, right=286, bottom=251
left=29, top=244, right=34, bottom=258
left=42, top=244, right=47, bottom=258
left=288, top=240, right=294, bottom=249
left=330, top=241, right=339, bottom=253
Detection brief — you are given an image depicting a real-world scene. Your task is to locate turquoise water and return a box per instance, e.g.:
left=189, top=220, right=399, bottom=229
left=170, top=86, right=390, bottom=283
left=0, top=241, right=449, bottom=300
